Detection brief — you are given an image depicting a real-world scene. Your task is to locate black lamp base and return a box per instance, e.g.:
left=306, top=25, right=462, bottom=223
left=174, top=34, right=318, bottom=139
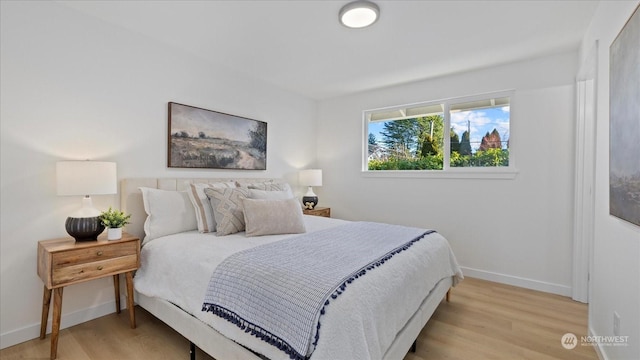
left=302, top=196, right=319, bottom=210
left=65, top=216, right=105, bottom=241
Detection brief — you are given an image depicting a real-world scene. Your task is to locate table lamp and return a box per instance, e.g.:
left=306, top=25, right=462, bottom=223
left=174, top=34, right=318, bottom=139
left=299, top=169, right=322, bottom=210
left=56, top=161, right=117, bottom=241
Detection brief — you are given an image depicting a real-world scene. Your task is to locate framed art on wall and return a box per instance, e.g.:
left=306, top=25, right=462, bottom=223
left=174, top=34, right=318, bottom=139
left=610, top=5, right=640, bottom=227
left=168, top=102, right=267, bottom=170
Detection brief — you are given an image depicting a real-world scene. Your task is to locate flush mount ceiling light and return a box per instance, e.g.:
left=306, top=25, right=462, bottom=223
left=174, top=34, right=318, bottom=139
left=339, top=0, right=379, bottom=28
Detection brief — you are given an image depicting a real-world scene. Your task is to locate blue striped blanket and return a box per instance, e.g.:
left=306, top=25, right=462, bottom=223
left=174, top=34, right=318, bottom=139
left=202, top=222, right=435, bottom=360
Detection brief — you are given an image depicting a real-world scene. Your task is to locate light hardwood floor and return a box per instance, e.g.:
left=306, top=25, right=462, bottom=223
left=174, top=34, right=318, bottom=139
left=1, top=277, right=596, bottom=360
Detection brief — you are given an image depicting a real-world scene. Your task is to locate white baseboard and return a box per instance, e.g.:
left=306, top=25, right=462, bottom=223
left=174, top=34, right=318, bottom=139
left=589, top=326, right=607, bottom=360
left=0, top=296, right=127, bottom=350
left=460, top=266, right=572, bottom=297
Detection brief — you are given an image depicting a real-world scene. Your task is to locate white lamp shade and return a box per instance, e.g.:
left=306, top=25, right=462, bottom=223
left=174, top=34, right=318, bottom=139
left=56, top=161, right=117, bottom=196
left=299, top=169, right=322, bottom=187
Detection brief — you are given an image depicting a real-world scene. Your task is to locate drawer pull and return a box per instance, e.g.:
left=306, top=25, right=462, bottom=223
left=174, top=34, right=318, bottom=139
left=97, top=266, right=104, bottom=270
left=96, top=251, right=103, bottom=256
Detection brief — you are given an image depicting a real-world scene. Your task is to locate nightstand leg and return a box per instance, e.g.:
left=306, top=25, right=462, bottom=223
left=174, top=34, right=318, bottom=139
left=50, top=287, right=63, bottom=360
left=113, top=274, right=121, bottom=314
left=125, top=271, right=136, bottom=328
left=40, top=286, right=52, bottom=339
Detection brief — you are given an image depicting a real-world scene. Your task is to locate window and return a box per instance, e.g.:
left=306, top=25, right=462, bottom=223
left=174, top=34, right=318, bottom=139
left=364, top=91, right=514, bottom=177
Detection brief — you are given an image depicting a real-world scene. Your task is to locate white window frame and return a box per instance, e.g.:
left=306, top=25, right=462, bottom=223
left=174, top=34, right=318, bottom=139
left=362, top=90, right=518, bottom=179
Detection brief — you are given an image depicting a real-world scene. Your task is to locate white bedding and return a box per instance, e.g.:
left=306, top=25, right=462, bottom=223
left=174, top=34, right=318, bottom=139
left=134, top=215, right=463, bottom=360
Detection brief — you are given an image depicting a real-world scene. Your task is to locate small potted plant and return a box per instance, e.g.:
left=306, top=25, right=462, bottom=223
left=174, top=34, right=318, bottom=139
left=99, top=207, right=131, bottom=240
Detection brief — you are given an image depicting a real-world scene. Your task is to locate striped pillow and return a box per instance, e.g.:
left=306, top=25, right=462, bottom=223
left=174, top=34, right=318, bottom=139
left=187, top=182, right=235, bottom=233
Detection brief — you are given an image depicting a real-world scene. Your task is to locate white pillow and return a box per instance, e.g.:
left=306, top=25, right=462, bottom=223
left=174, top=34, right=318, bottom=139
left=204, top=187, right=251, bottom=236
left=187, top=181, right=235, bottom=233
left=139, top=187, right=197, bottom=243
left=242, top=198, right=306, bottom=237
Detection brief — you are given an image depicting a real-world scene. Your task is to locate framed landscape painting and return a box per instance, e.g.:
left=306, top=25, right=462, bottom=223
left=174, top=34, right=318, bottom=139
left=168, top=102, right=267, bottom=170
left=610, top=5, right=640, bottom=227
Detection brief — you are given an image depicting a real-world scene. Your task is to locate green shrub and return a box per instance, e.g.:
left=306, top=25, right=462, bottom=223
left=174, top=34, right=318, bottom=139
left=99, top=207, right=131, bottom=228
left=369, top=149, right=508, bottom=170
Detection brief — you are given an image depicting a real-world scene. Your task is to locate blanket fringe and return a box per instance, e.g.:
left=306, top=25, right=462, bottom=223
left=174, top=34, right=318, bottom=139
left=202, top=303, right=306, bottom=360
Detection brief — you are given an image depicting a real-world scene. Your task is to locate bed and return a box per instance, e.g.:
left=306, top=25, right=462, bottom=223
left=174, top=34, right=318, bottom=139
left=121, top=177, right=463, bottom=360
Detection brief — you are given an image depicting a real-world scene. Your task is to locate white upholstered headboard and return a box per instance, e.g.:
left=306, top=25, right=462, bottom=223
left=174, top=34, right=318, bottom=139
left=120, top=178, right=287, bottom=240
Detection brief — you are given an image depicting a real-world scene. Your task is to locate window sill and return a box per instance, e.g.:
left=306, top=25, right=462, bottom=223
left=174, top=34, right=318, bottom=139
left=361, top=168, right=519, bottom=179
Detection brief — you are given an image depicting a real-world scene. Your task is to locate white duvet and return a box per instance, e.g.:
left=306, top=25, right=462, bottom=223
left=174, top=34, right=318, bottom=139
left=134, top=215, right=463, bottom=360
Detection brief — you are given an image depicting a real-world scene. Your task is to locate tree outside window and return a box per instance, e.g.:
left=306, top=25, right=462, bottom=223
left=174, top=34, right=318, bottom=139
left=366, top=92, right=511, bottom=171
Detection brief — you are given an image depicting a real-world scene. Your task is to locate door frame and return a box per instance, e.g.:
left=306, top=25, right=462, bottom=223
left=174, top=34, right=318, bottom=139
left=572, top=41, right=598, bottom=303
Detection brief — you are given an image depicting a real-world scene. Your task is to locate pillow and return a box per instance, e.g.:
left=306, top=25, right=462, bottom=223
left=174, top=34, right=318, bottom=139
left=247, top=189, right=293, bottom=200
left=139, top=187, right=197, bottom=243
left=242, top=198, right=306, bottom=237
left=187, top=181, right=235, bottom=233
left=204, top=187, right=251, bottom=236
left=242, top=181, right=291, bottom=192
left=243, top=181, right=294, bottom=198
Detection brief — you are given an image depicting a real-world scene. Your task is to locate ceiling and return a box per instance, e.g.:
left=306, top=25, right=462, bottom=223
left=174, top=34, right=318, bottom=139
left=59, top=0, right=599, bottom=100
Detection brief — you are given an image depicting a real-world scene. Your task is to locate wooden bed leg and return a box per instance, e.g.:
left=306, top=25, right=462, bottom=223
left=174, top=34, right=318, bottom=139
left=190, top=342, right=196, bottom=360
left=446, top=288, right=451, bottom=302
left=410, top=340, right=417, bottom=353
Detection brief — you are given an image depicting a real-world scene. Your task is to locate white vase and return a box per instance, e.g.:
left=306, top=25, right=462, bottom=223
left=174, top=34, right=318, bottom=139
left=107, top=227, right=122, bottom=240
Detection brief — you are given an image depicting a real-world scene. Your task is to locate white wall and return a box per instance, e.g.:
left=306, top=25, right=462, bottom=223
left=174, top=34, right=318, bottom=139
left=317, top=51, right=578, bottom=296
left=5, top=0, right=636, bottom=356
left=0, top=1, right=317, bottom=348
left=579, top=2, right=640, bottom=359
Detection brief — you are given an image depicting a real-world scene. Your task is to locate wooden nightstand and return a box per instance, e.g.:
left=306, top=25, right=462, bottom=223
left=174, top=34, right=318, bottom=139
left=303, top=207, right=331, bottom=218
left=37, top=233, right=140, bottom=360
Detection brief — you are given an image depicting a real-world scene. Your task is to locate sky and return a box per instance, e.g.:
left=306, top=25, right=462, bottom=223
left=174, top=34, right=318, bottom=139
left=369, top=106, right=510, bottom=152
left=170, top=103, right=256, bottom=143
left=451, top=106, right=510, bottom=150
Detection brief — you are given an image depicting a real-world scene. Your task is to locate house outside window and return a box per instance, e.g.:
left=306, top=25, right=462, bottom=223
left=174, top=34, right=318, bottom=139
left=364, top=90, right=516, bottom=179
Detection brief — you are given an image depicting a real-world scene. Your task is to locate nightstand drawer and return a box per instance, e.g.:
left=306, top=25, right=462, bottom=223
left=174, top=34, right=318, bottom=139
left=44, top=241, right=139, bottom=287
left=52, top=241, right=138, bottom=267
left=51, top=254, right=138, bottom=286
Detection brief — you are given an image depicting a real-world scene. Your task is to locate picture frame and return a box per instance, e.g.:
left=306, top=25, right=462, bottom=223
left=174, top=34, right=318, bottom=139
left=168, top=102, right=267, bottom=170
left=609, top=5, right=640, bottom=227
